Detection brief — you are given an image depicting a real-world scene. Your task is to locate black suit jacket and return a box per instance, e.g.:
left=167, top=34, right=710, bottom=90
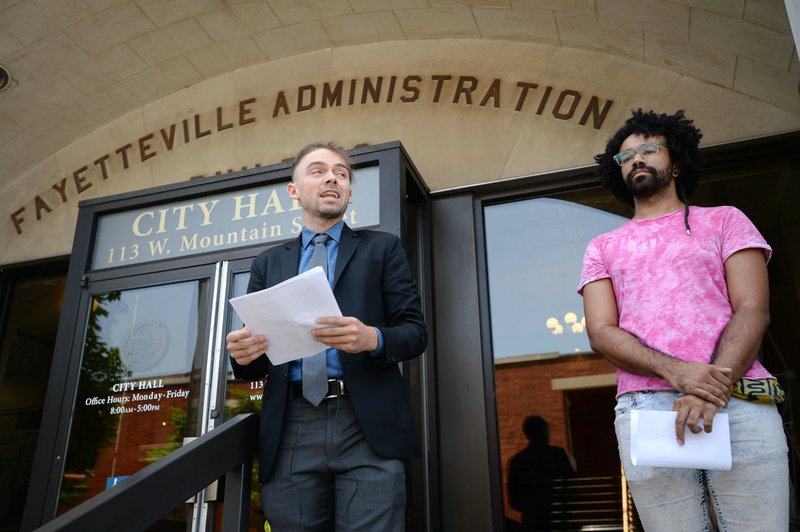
left=231, top=224, right=427, bottom=482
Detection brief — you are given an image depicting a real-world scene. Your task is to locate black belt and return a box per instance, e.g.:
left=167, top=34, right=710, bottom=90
left=290, top=378, right=347, bottom=401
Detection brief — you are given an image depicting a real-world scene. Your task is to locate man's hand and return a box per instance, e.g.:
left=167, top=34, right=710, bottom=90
left=584, top=280, right=733, bottom=403
left=672, top=394, right=720, bottom=445
left=312, top=316, right=379, bottom=353
left=227, top=327, right=268, bottom=366
left=664, top=361, right=732, bottom=408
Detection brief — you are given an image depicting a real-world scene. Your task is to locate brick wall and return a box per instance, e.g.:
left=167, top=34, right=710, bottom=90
left=495, top=354, right=617, bottom=522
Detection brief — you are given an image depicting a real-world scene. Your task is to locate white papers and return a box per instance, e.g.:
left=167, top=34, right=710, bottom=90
left=228, top=267, right=342, bottom=365
left=631, top=410, right=731, bottom=471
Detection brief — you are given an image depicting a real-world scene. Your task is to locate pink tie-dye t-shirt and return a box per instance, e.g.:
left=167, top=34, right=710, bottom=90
left=577, top=206, right=774, bottom=396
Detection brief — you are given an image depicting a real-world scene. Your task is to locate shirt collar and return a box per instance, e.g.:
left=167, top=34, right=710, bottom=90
left=301, top=220, right=344, bottom=249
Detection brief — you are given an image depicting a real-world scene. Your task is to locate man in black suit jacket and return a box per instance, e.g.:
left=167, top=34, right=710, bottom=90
left=227, top=142, right=427, bottom=531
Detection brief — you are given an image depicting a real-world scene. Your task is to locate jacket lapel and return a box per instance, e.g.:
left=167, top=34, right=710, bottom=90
left=333, top=224, right=359, bottom=288
left=280, top=237, right=302, bottom=281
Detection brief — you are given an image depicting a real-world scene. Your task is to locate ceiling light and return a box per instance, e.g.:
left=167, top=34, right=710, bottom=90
left=0, top=65, right=11, bottom=92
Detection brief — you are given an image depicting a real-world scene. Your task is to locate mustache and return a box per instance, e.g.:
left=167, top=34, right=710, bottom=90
left=626, top=164, right=657, bottom=182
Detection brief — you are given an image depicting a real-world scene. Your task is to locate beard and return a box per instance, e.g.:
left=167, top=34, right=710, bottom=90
left=317, top=203, right=348, bottom=220
left=300, top=196, right=348, bottom=220
left=625, top=164, right=672, bottom=199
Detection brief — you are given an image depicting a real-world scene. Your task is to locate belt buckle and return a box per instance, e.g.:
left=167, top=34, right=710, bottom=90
left=325, top=378, right=345, bottom=399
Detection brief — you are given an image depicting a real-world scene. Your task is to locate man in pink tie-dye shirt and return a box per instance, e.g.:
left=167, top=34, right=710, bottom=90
left=578, top=110, right=788, bottom=531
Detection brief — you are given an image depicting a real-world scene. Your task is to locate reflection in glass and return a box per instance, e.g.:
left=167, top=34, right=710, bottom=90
left=229, top=272, right=249, bottom=333
left=225, top=271, right=262, bottom=417
left=0, top=274, right=65, bottom=528
left=224, top=270, right=265, bottom=531
left=58, top=281, right=205, bottom=527
left=507, top=416, right=575, bottom=530
left=484, top=198, right=625, bottom=360
left=485, top=196, right=629, bottom=531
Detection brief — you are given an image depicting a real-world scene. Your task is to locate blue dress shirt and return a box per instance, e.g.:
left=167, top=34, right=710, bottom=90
left=288, top=221, right=384, bottom=383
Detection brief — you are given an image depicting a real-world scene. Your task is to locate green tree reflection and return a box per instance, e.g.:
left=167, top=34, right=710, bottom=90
left=226, top=384, right=263, bottom=531
left=59, top=291, right=130, bottom=509
left=145, top=407, right=185, bottom=462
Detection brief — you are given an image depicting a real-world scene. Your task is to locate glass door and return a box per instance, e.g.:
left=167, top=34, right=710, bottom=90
left=23, top=143, right=433, bottom=530
left=56, top=263, right=227, bottom=531
left=219, top=257, right=265, bottom=531
left=482, top=197, right=633, bottom=531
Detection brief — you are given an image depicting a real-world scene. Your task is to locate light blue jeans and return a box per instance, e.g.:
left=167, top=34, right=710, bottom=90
left=615, top=391, right=789, bottom=531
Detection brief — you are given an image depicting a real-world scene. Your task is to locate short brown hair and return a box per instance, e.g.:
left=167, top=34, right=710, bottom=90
left=291, top=142, right=353, bottom=182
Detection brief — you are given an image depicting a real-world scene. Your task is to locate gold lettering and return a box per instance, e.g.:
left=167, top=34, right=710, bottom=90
left=269, top=223, right=281, bottom=238
left=132, top=212, right=154, bottom=237
left=198, top=200, right=219, bottom=226
left=291, top=216, right=303, bottom=233
left=232, top=194, right=258, bottom=220
left=171, top=204, right=193, bottom=230
left=179, top=233, right=198, bottom=251
left=259, top=190, right=285, bottom=215
left=148, top=238, right=169, bottom=255
left=156, top=208, right=169, bottom=234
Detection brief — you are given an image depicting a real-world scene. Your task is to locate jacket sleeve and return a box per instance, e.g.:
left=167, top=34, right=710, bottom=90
left=229, top=254, right=270, bottom=381
left=375, top=235, right=427, bottom=364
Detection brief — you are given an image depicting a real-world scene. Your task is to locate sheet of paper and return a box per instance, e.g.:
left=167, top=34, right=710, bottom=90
left=631, top=410, right=731, bottom=471
left=228, top=266, right=342, bottom=365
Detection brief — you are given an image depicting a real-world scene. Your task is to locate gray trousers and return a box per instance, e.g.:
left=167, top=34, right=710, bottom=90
left=260, top=395, right=406, bottom=531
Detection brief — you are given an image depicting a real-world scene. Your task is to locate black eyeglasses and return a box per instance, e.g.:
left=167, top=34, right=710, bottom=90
left=613, top=141, right=667, bottom=166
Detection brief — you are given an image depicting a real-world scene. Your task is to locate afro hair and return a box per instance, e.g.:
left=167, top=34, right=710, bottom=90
left=595, top=109, right=703, bottom=207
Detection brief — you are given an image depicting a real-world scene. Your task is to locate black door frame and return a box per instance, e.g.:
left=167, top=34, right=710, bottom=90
left=23, top=142, right=438, bottom=531
left=429, top=131, right=800, bottom=531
